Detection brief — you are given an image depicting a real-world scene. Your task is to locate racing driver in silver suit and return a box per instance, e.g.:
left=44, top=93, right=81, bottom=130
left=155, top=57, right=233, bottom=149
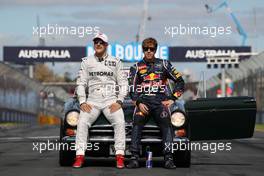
left=73, top=33, right=128, bottom=169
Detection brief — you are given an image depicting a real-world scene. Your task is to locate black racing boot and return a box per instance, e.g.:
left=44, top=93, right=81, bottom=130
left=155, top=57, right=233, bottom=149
left=164, top=154, right=176, bottom=169
left=126, top=154, right=140, bottom=168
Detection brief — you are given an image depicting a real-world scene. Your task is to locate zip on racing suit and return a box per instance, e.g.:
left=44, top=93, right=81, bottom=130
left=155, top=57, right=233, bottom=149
left=75, top=54, right=128, bottom=156
left=128, top=58, right=185, bottom=156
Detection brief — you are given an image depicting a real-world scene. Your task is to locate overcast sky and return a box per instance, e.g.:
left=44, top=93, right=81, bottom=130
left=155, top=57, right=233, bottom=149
left=1, top=0, right=263, bottom=81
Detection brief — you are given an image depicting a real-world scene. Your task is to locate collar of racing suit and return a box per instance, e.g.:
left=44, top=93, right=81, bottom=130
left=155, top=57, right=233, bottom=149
left=94, top=53, right=108, bottom=62
left=143, top=57, right=156, bottom=64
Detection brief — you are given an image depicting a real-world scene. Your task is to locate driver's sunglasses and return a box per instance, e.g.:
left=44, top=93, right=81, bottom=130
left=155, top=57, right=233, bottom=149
left=94, top=40, right=105, bottom=45
left=143, top=46, right=156, bottom=52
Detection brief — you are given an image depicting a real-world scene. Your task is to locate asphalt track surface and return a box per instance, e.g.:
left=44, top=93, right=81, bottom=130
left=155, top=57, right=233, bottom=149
left=0, top=125, right=263, bottom=176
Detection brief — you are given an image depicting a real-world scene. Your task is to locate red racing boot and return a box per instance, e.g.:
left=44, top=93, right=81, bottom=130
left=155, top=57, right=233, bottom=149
left=116, top=154, right=125, bottom=169
left=72, top=155, right=85, bottom=168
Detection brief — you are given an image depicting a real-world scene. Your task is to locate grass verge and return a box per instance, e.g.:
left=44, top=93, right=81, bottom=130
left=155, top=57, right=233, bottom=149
left=255, top=124, right=264, bottom=132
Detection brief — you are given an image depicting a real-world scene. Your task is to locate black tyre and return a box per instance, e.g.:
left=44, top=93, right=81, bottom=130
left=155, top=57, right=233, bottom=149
left=59, top=146, right=75, bottom=166
left=173, top=150, right=191, bottom=168
left=59, top=120, right=75, bottom=166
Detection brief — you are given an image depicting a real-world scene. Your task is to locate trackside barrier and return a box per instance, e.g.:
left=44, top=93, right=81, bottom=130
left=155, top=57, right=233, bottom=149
left=0, top=61, right=67, bottom=126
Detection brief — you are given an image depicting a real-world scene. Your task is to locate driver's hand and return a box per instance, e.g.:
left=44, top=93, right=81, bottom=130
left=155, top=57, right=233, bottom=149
left=138, top=103, right=149, bottom=115
left=132, top=101, right=137, bottom=106
left=109, top=103, right=121, bottom=113
left=161, top=100, right=174, bottom=107
left=80, top=103, right=93, bottom=113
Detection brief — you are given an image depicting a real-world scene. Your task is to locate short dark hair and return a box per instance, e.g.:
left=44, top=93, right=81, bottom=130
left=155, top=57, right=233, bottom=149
left=142, top=37, right=158, bottom=49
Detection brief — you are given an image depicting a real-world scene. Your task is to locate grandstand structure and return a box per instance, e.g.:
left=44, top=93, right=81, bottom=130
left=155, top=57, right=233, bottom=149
left=0, top=61, right=69, bottom=125
left=206, top=52, right=264, bottom=123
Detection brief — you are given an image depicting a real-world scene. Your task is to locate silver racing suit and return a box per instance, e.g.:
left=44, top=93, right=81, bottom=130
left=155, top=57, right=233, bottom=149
left=75, top=54, right=128, bottom=155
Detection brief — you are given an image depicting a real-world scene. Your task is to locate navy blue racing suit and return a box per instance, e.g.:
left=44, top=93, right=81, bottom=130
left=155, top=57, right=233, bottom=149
left=128, top=58, right=185, bottom=155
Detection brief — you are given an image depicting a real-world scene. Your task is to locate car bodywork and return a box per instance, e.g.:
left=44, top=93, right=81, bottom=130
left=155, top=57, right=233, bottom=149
left=59, top=96, right=256, bottom=167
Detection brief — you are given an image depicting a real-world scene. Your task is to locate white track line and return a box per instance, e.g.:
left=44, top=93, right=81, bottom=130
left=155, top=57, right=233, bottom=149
left=0, top=136, right=59, bottom=141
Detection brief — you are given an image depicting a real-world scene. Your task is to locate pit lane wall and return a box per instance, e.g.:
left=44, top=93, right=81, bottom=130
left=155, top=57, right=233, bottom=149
left=205, top=51, right=264, bottom=124
left=0, top=62, right=65, bottom=126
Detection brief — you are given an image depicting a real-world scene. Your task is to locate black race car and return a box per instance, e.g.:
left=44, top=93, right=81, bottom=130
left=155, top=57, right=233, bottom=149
left=59, top=96, right=256, bottom=167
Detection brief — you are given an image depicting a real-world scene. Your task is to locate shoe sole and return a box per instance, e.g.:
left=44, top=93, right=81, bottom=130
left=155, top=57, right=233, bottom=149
left=164, top=166, right=176, bottom=169
left=117, top=166, right=125, bottom=169
left=73, top=164, right=83, bottom=168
